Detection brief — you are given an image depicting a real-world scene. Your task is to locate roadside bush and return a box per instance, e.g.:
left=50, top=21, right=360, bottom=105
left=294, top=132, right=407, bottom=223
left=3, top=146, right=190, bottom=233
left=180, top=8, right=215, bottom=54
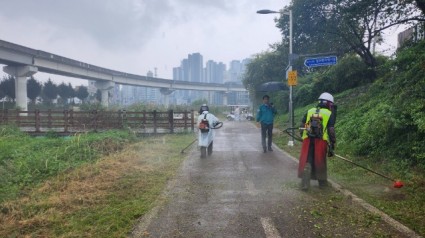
left=291, top=41, right=425, bottom=169
left=293, top=54, right=381, bottom=108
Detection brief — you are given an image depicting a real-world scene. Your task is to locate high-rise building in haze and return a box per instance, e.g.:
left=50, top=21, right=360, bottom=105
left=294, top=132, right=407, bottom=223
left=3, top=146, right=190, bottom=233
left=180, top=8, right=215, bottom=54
left=171, top=53, right=251, bottom=105
left=146, top=70, right=160, bottom=104
left=205, top=60, right=227, bottom=105
left=205, top=60, right=226, bottom=84
left=217, top=62, right=226, bottom=83
left=188, top=53, right=203, bottom=82
left=181, top=59, right=189, bottom=81
left=241, top=58, right=251, bottom=77
left=205, top=60, right=216, bottom=83
left=172, top=67, right=183, bottom=81
left=229, top=60, right=242, bottom=82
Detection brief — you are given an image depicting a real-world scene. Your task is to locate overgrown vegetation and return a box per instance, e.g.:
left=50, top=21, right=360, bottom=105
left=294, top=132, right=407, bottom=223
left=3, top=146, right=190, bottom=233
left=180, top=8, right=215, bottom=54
left=0, top=126, right=137, bottom=203
left=336, top=41, right=425, bottom=168
left=0, top=131, right=194, bottom=237
left=272, top=41, right=425, bottom=236
left=274, top=40, right=425, bottom=169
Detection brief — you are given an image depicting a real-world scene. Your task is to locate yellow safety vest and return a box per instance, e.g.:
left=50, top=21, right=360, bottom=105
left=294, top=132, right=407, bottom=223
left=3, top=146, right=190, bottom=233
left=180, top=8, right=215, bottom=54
left=302, top=107, right=332, bottom=141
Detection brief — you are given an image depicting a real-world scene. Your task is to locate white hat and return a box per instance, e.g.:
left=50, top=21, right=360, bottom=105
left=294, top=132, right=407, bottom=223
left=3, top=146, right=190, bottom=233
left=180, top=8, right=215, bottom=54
left=318, top=92, right=334, bottom=103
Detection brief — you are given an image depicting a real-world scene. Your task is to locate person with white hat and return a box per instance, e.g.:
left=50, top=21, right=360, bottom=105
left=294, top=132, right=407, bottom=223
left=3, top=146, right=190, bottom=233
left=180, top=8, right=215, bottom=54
left=197, top=104, right=221, bottom=158
left=298, top=92, right=337, bottom=190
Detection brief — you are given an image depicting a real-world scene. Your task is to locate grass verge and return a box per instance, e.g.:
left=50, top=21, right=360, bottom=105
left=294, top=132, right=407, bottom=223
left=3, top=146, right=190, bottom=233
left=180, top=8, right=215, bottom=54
left=0, top=126, right=136, bottom=203
left=273, top=123, right=425, bottom=237
left=0, top=129, right=195, bottom=237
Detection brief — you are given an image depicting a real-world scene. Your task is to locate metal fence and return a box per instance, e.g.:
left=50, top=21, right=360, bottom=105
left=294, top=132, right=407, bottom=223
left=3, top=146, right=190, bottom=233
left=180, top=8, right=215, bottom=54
left=0, top=109, right=195, bottom=135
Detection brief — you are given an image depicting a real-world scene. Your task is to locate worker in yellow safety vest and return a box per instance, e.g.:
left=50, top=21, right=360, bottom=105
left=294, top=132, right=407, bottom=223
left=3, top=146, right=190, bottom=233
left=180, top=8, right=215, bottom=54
left=298, top=92, right=337, bottom=190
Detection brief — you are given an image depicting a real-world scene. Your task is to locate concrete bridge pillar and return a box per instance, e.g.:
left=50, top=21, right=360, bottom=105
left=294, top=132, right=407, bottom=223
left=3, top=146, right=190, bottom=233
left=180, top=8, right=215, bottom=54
left=159, top=88, right=174, bottom=108
left=208, top=91, right=213, bottom=105
left=3, top=65, right=38, bottom=111
left=95, top=81, right=115, bottom=108
left=163, top=94, right=169, bottom=108
left=222, top=91, right=229, bottom=106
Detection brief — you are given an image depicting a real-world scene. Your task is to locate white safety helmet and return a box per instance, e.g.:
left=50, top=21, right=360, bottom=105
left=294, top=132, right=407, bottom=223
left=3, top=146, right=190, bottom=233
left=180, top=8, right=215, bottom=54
left=318, top=92, right=334, bottom=103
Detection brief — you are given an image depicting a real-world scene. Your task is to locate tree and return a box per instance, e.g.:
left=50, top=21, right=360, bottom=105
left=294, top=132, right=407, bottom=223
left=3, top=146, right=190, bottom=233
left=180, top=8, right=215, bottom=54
left=42, top=79, right=58, bottom=104
left=243, top=47, right=287, bottom=89
left=67, top=83, right=75, bottom=104
left=277, top=2, right=345, bottom=58
left=242, top=44, right=288, bottom=111
left=27, top=76, right=42, bottom=104
left=415, top=0, right=425, bottom=15
left=58, top=82, right=68, bottom=104
left=0, top=87, right=5, bottom=100
left=278, top=0, right=424, bottom=72
left=75, top=85, right=89, bottom=102
left=0, top=75, right=15, bottom=101
left=57, top=82, right=73, bottom=104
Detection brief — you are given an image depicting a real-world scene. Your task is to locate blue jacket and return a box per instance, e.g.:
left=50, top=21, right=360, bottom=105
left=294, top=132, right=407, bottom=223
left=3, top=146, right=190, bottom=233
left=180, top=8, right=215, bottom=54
left=256, top=104, right=277, bottom=125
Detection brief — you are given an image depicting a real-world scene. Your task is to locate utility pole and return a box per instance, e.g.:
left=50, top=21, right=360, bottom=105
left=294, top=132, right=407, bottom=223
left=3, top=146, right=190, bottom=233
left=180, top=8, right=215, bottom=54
left=287, top=10, right=295, bottom=146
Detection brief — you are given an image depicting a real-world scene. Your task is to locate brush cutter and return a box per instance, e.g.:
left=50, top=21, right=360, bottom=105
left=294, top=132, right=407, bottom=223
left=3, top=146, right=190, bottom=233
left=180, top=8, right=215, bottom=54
left=284, top=127, right=404, bottom=188
left=333, top=153, right=404, bottom=188
left=181, top=139, right=197, bottom=154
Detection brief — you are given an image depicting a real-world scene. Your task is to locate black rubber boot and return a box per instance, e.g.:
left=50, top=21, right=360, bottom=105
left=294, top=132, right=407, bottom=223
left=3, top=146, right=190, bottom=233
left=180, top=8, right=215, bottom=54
left=208, top=142, right=213, bottom=156
left=200, top=147, right=207, bottom=158
left=318, top=180, right=329, bottom=188
left=301, top=164, right=311, bottom=191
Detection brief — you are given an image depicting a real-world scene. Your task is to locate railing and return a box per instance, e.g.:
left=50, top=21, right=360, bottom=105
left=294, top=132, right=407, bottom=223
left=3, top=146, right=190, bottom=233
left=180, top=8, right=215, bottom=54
left=0, top=109, right=195, bottom=135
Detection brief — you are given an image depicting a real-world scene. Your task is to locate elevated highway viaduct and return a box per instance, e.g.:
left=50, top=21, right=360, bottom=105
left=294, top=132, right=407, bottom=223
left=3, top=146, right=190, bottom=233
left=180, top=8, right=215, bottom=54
left=0, top=39, right=247, bottom=110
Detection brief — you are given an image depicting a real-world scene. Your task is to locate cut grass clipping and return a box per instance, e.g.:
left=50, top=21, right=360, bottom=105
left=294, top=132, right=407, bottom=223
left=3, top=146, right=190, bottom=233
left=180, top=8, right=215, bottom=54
left=0, top=133, right=195, bottom=237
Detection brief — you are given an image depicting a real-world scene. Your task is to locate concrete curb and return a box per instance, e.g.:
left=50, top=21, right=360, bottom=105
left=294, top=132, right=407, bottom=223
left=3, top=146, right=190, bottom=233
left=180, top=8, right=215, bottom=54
left=274, top=145, right=423, bottom=238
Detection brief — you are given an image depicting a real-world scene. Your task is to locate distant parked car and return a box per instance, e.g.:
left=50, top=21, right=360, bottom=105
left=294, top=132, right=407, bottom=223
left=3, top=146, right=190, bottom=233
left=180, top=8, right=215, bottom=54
left=226, top=113, right=235, bottom=121
left=246, top=113, right=254, bottom=121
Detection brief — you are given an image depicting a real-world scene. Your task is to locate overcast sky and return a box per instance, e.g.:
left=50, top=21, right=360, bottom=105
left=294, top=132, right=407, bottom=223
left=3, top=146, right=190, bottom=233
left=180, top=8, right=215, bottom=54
left=0, top=0, right=402, bottom=86
left=0, top=0, right=290, bottom=86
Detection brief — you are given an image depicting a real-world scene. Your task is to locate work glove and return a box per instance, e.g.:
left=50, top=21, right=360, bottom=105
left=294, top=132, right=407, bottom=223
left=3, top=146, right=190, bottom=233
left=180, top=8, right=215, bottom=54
left=328, top=144, right=335, bottom=157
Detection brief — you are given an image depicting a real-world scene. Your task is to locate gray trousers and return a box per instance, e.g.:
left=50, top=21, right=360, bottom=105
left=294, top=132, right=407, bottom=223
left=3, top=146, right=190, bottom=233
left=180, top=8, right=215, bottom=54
left=261, top=122, right=273, bottom=148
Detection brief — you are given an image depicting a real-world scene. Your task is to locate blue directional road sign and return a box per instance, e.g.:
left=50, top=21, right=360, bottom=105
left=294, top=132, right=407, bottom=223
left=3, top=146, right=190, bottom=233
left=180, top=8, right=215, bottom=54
left=304, top=56, right=337, bottom=67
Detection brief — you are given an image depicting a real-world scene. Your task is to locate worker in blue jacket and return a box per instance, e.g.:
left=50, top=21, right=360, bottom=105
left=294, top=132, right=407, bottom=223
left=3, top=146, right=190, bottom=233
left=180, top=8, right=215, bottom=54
left=256, top=95, right=277, bottom=153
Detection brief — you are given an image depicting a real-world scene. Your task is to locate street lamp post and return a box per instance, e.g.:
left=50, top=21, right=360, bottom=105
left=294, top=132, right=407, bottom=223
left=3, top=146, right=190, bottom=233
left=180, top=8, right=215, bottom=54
left=257, top=9, right=295, bottom=146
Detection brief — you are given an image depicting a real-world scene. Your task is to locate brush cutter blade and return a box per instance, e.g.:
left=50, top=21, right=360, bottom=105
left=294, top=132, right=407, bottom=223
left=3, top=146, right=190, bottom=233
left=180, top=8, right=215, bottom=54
left=393, top=180, right=404, bottom=188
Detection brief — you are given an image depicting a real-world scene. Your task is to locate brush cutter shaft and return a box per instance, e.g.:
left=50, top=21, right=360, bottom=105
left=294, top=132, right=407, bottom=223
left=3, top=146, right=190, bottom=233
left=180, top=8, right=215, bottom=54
left=284, top=127, right=402, bottom=187
left=181, top=139, right=197, bottom=153
left=334, top=154, right=395, bottom=181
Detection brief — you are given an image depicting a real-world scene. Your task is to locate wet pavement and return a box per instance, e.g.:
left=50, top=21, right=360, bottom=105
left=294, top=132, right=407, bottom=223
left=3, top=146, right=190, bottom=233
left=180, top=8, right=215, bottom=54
left=130, top=120, right=408, bottom=238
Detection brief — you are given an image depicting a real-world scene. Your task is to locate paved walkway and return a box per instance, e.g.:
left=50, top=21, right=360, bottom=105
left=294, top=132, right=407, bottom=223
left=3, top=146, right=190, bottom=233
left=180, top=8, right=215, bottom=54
left=131, top=121, right=410, bottom=238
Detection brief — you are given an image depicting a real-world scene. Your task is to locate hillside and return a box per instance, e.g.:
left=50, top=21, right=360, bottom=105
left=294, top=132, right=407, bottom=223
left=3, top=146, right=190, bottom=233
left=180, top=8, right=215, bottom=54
left=274, top=41, right=425, bottom=236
